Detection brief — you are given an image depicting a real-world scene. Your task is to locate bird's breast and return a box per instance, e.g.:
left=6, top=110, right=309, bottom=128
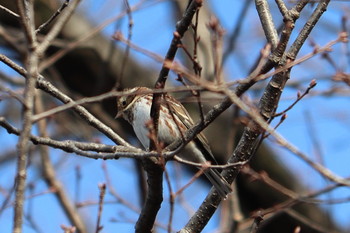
left=131, top=98, right=183, bottom=149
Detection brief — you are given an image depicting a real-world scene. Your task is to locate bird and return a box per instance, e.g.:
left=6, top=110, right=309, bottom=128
left=116, top=87, right=232, bottom=198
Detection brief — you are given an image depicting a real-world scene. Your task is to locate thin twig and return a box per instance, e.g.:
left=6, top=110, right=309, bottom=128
left=35, top=0, right=70, bottom=34
left=174, top=169, right=205, bottom=197
left=0, top=53, right=131, bottom=146
left=95, top=184, right=106, bottom=233
left=274, top=79, right=317, bottom=117
left=40, top=0, right=146, bottom=72
left=35, top=92, right=87, bottom=233
left=163, top=170, right=174, bottom=233
left=115, top=0, right=133, bottom=88
left=101, top=162, right=141, bottom=214
left=36, top=0, right=81, bottom=55
left=191, top=7, right=204, bottom=121
left=0, top=4, right=19, bottom=17
left=222, top=0, right=252, bottom=64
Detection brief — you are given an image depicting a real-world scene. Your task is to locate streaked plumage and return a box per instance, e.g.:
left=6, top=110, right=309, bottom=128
left=116, top=87, right=231, bottom=198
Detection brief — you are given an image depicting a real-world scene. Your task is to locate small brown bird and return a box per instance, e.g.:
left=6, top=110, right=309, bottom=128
left=116, top=87, right=231, bottom=198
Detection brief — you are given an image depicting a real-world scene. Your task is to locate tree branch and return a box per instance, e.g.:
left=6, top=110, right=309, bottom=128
left=179, top=0, right=333, bottom=232
left=13, top=1, right=38, bottom=232
left=34, top=93, right=88, bottom=233
left=136, top=1, right=203, bottom=232
left=255, top=0, right=278, bottom=49
left=0, top=53, right=131, bottom=147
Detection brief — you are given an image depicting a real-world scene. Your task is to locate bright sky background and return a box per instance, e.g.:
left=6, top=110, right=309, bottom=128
left=1, top=0, right=350, bottom=232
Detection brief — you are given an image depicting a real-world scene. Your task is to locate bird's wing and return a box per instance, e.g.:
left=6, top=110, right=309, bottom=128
left=165, top=95, right=218, bottom=165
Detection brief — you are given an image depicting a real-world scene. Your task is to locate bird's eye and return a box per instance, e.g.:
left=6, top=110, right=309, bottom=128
left=122, top=100, right=127, bottom=106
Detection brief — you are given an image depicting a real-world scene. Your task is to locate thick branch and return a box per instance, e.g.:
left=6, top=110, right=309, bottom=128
left=135, top=159, right=164, bottom=233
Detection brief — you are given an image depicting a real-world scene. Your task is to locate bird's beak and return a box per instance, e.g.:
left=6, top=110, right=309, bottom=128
left=115, top=111, right=122, bottom=119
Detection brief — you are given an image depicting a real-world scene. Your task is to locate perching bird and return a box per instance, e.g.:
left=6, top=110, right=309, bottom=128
left=116, top=87, right=231, bottom=198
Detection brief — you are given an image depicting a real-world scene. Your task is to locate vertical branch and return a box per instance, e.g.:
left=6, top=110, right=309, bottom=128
left=135, top=158, right=164, bottom=233
left=255, top=0, right=278, bottom=49
left=13, top=1, right=38, bottom=233
left=208, top=16, right=225, bottom=85
left=222, top=0, right=252, bottom=64
left=95, top=184, right=106, bottom=233
left=115, top=0, right=134, bottom=89
left=136, top=1, right=203, bottom=232
left=191, top=7, right=204, bottom=121
left=150, top=0, right=203, bottom=148
left=35, top=93, right=87, bottom=233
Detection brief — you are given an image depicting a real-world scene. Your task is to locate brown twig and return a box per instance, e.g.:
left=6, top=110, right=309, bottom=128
left=208, top=16, right=225, bottom=85
left=35, top=93, right=87, bottom=233
left=40, top=0, right=146, bottom=72
left=274, top=79, right=317, bottom=117
left=115, top=0, right=133, bottom=89
left=101, top=162, right=140, bottom=213
left=35, top=0, right=70, bottom=34
left=13, top=1, right=38, bottom=232
left=174, top=169, right=206, bottom=197
left=95, top=183, right=106, bottom=233
left=190, top=7, right=204, bottom=121
left=150, top=0, right=203, bottom=148
left=163, top=170, right=174, bottom=233
left=36, top=0, right=81, bottom=55
left=0, top=53, right=131, bottom=146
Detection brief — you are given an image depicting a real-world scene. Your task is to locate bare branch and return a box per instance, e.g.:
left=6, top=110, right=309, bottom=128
left=35, top=0, right=70, bottom=34
left=36, top=0, right=81, bottom=55
left=0, top=53, right=131, bottom=146
left=255, top=0, right=278, bottom=49
left=287, top=0, right=331, bottom=60
left=0, top=4, right=19, bottom=17
left=180, top=1, right=337, bottom=231
left=35, top=93, right=87, bottom=233
left=136, top=1, right=204, bottom=232
left=275, top=0, right=288, bottom=17
left=95, top=183, right=106, bottom=233
left=150, top=0, right=203, bottom=146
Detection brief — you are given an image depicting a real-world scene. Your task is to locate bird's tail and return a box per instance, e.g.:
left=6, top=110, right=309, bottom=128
left=204, top=169, right=232, bottom=198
